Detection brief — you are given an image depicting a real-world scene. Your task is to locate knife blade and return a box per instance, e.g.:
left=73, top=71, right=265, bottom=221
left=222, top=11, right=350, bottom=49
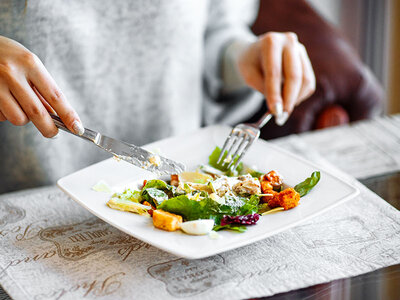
left=51, top=114, right=185, bottom=175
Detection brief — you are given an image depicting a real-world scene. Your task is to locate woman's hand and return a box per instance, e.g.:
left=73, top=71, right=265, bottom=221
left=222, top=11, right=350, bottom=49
left=0, top=36, right=83, bottom=137
left=238, top=32, right=316, bottom=125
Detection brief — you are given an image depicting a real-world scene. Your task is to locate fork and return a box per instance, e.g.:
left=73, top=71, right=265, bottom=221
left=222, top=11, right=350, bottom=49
left=216, top=112, right=273, bottom=171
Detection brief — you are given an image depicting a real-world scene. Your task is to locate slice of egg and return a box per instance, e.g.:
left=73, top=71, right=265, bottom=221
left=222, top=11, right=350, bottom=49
left=180, top=219, right=215, bottom=235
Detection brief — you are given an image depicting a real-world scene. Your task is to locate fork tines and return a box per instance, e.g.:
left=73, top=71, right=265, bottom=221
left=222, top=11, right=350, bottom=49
left=216, top=127, right=257, bottom=172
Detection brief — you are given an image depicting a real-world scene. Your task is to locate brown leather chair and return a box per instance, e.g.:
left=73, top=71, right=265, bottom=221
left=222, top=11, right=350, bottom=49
left=244, top=0, right=384, bottom=140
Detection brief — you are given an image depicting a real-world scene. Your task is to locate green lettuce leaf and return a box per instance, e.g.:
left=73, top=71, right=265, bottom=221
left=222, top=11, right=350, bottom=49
left=140, top=179, right=174, bottom=207
left=294, top=171, right=321, bottom=197
left=157, top=194, right=260, bottom=225
left=111, top=189, right=141, bottom=203
left=157, top=195, right=204, bottom=220
left=208, top=146, right=243, bottom=174
left=212, top=224, right=247, bottom=233
left=142, top=188, right=168, bottom=206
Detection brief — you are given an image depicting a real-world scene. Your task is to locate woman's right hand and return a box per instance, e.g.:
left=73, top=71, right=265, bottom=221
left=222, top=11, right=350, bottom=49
left=0, top=36, right=84, bottom=137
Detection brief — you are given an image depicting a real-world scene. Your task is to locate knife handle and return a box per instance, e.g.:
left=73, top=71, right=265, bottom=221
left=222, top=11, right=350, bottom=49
left=50, top=114, right=100, bottom=144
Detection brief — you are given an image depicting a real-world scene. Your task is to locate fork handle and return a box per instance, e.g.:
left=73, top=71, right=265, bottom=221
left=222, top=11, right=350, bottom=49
left=254, top=112, right=273, bottom=129
left=50, top=114, right=100, bottom=144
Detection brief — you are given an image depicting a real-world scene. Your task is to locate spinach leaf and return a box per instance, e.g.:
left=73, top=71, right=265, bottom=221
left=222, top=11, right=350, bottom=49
left=208, top=146, right=243, bottom=174
left=294, top=171, right=321, bottom=197
left=213, top=224, right=247, bottom=233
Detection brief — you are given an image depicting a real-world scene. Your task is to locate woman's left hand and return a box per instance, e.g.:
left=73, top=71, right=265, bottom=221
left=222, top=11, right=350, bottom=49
left=238, top=32, right=316, bottom=125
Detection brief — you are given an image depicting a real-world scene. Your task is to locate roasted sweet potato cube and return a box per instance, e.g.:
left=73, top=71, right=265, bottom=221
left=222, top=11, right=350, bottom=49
left=276, top=188, right=300, bottom=210
left=152, top=209, right=182, bottom=231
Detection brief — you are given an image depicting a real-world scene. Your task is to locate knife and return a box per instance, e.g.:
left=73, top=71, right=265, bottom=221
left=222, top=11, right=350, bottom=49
left=51, top=114, right=185, bottom=175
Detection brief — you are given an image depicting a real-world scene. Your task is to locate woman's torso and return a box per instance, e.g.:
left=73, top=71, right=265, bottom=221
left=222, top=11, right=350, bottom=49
left=0, top=0, right=208, bottom=192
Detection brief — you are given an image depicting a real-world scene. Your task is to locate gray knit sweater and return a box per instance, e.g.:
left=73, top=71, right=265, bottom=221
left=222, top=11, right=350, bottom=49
left=0, top=0, right=263, bottom=193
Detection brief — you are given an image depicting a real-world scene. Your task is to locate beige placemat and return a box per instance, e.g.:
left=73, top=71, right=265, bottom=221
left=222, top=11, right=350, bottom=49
left=284, top=114, right=400, bottom=179
left=0, top=139, right=399, bottom=300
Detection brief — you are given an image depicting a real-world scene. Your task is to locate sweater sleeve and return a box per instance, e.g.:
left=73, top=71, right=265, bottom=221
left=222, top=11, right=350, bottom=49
left=203, top=0, right=264, bottom=125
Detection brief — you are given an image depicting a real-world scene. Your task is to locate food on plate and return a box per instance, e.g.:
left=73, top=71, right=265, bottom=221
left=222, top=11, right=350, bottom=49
left=106, top=146, right=321, bottom=235
left=180, top=219, right=215, bottom=235
left=152, top=209, right=182, bottom=231
left=266, top=188, right=300, bottom=210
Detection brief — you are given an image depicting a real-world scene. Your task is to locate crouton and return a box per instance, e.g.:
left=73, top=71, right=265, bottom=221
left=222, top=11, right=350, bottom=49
left=261, top=171, right=283, bottom=191
left=170, top=174, right=180, bottom=187
left=152, top=209, right=182, bottom=231
left=275, top=188, right=300, bottom=210
left=260, top=180, right=273, bottom=194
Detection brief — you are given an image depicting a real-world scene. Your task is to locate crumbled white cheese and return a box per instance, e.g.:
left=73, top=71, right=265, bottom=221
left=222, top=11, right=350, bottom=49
left=209, top=193, right=225, bottom=205
left=148, top=155, right=162, bottom=167
left=92, top=180, right=113, bottom=193
left=223, top=154, right=232, bottom=164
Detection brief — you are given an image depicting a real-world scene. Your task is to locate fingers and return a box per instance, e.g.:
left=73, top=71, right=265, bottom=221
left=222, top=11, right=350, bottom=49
left=261, top=33, right=284, bottom=116
left=28, top=60, right=84, bottom=135
left=0, top=37, right=82, bottom=137
left=298, top=44, right=316, bottom=102
left=240, top=64, right=264, bottom=93
left=282, top=34, right=302, bottom=114
left=0, top=110, right=6, bottom=122
left=7, top=74, right=58, bottom=138
left=0, top=83, right=29, bottom=126
left=32, top=85, right=56, bottom=114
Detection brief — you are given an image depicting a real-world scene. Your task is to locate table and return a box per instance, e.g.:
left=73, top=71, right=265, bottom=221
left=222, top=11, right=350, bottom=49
left=1, top=116, right=399, bottom=299
left=261, top=172, right=400, bottom=300
left=1, top=175, right=398, bottom=300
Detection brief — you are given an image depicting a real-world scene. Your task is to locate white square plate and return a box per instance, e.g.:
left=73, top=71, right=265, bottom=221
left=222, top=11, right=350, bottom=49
left=58, top=125, right=359, bottom=259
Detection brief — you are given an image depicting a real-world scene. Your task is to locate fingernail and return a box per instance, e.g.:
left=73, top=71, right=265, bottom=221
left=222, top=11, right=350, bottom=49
left=72, top=120, right=85, bottom=136
left=274, top=102, right=283, bottom=118
left=276, top=111, right=289, bottom=126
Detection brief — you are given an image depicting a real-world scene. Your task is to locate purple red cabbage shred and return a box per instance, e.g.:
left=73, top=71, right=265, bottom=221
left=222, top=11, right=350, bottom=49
left=220, top=214, right=260, bottom=226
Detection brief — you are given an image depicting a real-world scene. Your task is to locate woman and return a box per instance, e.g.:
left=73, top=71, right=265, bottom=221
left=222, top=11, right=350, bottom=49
left=0, top=0, right=315, bottom=193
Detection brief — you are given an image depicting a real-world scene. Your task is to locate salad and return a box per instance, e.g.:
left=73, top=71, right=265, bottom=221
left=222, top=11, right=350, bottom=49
left=106, top=147, right=320, bottom=235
